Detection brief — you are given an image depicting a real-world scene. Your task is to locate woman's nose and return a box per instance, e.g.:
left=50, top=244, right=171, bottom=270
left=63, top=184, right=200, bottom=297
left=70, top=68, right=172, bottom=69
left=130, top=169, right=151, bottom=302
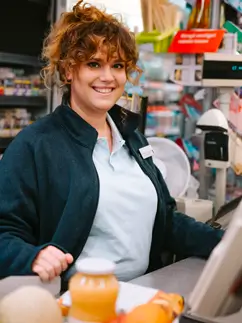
left=99, top=66, right=115, bottom=82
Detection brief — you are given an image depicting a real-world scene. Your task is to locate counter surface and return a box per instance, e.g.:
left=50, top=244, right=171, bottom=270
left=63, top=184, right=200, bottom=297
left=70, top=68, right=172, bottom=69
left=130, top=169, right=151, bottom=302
left=131, top=258, right=242, bottom=322
left=130, top=257, right=206, bottom=298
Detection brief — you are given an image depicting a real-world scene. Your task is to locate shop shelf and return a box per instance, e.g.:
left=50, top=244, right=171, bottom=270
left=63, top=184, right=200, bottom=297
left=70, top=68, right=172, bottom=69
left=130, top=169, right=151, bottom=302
left=0, top=52, right=42, bottom=67
left=0, top=137, right=14, bottom=150
left=0, top=95, right=46, bottom=107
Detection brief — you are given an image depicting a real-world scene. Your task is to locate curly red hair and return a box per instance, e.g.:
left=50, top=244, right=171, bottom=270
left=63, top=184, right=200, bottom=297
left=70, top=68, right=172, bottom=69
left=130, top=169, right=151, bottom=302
left=41, top=0, right=141, bottom=92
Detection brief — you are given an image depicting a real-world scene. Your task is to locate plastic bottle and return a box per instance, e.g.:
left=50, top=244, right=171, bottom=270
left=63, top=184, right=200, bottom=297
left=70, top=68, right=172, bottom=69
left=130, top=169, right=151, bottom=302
left=187, top=0, right=211, bottom=29
left=68, top=258, right=119, bottom=323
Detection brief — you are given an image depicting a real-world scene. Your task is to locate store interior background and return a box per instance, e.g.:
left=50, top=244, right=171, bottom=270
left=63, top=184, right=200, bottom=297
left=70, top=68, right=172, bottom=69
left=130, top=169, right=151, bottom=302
left=0, top=0, right=242, bottom=218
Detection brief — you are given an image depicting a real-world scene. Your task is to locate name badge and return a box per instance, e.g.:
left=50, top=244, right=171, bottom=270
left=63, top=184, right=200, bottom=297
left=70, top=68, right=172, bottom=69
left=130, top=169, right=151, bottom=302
left=139, top=145, right=154, bottom=159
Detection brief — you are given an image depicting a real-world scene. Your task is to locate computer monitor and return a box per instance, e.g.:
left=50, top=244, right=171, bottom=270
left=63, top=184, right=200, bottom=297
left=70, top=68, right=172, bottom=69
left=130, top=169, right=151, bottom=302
left=188, top=199, right=242, bottom=318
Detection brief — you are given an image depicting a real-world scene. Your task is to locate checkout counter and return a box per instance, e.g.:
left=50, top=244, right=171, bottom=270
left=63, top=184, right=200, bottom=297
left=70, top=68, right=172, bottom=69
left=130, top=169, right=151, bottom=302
left=1, top=198, right=242, bottom=322
left=0, top=256, right=240, bottom=323
left=131, top=257, right=205, bottom=297
left=0, top=258, right=206, bottom=322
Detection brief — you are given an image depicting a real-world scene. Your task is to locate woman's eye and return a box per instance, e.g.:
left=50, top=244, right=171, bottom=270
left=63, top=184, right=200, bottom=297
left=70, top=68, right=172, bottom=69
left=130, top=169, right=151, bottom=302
left=113, top=63, right=124, bottom=69
left=87, top=62, right=100, bottom=68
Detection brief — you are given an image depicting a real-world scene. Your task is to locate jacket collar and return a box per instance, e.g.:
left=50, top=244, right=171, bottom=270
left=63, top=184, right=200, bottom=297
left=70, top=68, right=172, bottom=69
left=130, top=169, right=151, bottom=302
left=53, top=96, right=140, bottom=150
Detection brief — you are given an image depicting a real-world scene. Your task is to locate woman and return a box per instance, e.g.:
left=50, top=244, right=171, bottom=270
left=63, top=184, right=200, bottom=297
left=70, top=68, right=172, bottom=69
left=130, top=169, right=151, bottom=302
left=0, top=1, right=223, bottom=288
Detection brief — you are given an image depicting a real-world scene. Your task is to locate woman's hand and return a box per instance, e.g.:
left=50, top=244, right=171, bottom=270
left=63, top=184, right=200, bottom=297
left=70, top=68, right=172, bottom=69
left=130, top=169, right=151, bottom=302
left=32, top=246, right=73, bottom=281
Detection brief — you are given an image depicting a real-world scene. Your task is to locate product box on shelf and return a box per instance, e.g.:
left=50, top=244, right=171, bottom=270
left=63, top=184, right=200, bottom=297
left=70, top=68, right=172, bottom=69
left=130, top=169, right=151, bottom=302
left=0, top=68, right=46, bottom=97
left=0, top=108, right=32, bottom=138
left=169, top=54, right=203, bottom=87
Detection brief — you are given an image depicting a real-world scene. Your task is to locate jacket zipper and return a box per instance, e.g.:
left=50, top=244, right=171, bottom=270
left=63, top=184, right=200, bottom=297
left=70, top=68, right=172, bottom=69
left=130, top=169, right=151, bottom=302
left=72, top=157, right=100, bottom=260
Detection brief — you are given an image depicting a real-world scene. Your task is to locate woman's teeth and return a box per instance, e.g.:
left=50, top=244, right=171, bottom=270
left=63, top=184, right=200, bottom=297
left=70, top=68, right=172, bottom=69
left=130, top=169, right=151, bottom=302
left=93, top=87, right=113, bottom=93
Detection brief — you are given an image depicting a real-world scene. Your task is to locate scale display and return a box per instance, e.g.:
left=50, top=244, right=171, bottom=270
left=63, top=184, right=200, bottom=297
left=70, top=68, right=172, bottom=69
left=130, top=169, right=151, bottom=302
left=202, top=53, right=242, bottom=86
left=203, top=60, right=242, bottom=80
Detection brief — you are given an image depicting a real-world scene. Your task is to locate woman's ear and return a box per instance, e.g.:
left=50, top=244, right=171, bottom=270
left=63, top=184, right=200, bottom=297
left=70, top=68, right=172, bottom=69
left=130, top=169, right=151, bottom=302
left=66, top=70, right=72, bottom=82
left=65, top=64, right=74, bottom=82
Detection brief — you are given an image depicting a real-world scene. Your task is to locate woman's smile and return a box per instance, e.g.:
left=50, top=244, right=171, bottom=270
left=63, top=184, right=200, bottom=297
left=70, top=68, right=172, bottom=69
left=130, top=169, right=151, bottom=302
left=92, top=86, right=115, bottom=94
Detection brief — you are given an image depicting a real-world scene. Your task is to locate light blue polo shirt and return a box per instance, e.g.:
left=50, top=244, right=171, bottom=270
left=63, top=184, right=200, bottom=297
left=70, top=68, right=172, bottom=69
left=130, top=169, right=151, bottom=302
left=79, top=114, right=158, bottom=281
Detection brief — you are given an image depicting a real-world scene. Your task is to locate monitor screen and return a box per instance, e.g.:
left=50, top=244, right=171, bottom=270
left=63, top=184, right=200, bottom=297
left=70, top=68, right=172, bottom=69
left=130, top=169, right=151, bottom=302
left=188, top=199, right=242, bottom=318
left=203, top=60, right=242, bottom=80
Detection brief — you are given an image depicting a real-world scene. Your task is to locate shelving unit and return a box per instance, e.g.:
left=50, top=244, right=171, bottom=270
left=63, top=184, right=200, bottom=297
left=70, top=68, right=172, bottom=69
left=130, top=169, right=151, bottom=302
left=0, top=95, right=47, bottom=108
left=0, top=52, right=42, bottom=68
left=0, top=52, right=49, bottom=152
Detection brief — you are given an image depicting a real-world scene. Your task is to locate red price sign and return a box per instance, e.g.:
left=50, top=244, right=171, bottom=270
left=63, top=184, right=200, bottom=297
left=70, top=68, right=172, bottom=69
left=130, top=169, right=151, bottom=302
left=168, top=30, right=225, bottom=54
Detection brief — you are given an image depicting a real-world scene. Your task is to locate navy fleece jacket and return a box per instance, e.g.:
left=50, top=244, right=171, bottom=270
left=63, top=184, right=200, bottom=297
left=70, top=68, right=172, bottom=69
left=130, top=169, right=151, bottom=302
left=0, top=102, right=223, bottom=283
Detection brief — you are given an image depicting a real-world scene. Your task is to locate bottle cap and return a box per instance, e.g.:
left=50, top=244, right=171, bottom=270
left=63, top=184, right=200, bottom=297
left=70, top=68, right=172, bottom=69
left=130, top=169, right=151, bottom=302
left=75, top=258, right=116, bottom=275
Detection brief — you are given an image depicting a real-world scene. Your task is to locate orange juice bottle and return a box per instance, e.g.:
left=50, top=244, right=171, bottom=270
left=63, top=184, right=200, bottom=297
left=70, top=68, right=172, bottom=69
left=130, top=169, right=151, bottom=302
left=68, top=258, right=119, bottom=323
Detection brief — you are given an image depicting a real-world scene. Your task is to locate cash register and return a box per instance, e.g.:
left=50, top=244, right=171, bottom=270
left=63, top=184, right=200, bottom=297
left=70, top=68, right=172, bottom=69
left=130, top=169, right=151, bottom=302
left=180, top=197, right=242, bottom=323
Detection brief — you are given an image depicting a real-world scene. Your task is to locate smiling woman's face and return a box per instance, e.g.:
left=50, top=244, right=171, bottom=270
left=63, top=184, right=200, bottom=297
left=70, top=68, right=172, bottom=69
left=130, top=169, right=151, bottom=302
left=67, top=49, right=127, bottom=115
